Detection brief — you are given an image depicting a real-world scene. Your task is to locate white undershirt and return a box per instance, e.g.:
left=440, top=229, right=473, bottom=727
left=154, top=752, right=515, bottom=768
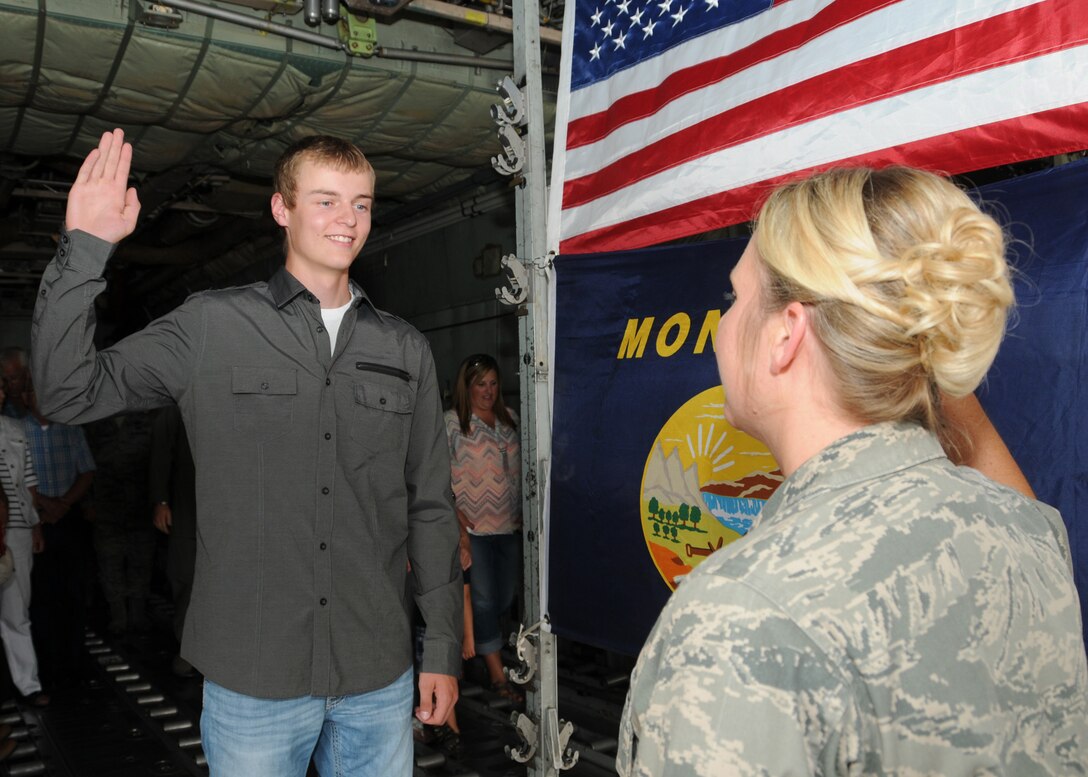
left=320, top=297, right=354, bottom=356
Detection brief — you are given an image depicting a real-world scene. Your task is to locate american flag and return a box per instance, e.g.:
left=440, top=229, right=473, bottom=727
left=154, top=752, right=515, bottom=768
left=548, top=0, right=1088, bottom=254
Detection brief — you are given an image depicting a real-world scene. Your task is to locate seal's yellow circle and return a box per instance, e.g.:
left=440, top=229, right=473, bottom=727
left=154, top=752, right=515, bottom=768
left=639, top=386, right=782, bottom=590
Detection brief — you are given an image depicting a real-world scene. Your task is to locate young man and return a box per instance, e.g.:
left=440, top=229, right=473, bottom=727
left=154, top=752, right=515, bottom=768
left=31, top=130, right=461, bottom=776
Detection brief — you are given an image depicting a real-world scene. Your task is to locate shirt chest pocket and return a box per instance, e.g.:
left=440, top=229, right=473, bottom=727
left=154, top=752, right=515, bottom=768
left=351, top=380, right=412, bottom=454
left=232, top=367, right=297, bottom=442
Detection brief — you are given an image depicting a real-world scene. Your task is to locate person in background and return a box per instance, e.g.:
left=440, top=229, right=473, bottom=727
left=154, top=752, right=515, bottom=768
left=618, top=167, right=1087, bottom=776
left=425, top=521, right=475, bottom=757
left=149, top=404, right=197, bottom=677
left=0, top=348, right=31, bottom=419
left=445, top=354, right=523, bottom=704
left=0, top=383, right=48, bottom=709
left=23, top=380, right=95, bottom=694
left=84, top=410, right=156, bottom=637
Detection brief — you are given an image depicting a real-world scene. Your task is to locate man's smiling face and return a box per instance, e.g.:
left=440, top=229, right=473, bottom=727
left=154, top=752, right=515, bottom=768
left=272, top=160, right=375, bottom=279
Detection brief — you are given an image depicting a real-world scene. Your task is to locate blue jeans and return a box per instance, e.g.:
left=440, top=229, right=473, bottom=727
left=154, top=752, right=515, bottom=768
left=201, top=668, right=413, bottom=777
left=469, top=532, right=521, bottom=655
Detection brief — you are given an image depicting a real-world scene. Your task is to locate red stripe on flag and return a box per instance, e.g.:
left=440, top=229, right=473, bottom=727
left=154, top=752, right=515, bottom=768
left=559, top=102, right=1088, bottom=254
left=567, top=0, right=900, bottom=149
left=563, top=0, right=1083, bottom=210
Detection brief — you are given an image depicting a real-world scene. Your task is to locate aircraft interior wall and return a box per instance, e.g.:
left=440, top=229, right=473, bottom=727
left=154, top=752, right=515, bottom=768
left=356, top=205, right=521, bottom=413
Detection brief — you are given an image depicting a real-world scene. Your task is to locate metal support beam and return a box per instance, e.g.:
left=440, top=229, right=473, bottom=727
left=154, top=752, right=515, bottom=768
left=505, top=0, right=571, bottom=775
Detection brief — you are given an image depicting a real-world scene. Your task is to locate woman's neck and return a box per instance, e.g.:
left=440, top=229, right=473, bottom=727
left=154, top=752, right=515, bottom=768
left=474, top=408, right=496, bottom=427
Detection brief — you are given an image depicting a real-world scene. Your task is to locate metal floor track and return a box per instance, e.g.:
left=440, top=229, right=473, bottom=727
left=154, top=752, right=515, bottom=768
left=0, top=612, right=625, bottom=777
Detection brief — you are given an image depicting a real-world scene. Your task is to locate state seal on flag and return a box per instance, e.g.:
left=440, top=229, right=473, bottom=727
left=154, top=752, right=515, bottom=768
left=639, top=385, right=783, bottom=590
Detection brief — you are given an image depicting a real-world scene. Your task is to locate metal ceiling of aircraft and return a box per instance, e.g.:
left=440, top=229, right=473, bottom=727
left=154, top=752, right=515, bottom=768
left=0, top=0, right=560, bottom=316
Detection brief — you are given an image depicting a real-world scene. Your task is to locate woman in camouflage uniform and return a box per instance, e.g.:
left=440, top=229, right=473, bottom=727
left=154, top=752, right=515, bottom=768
left=618, top=167, right=1087, bottom=776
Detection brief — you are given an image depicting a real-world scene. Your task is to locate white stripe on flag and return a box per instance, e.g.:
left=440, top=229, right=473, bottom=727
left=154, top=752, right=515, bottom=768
left=560, top=44, right=1088, bottom=240
left=565, top=0, right=1046, bottom=178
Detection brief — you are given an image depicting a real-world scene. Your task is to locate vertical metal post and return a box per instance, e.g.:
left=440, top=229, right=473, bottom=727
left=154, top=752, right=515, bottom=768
left=508, top=2, right=562, bottom=777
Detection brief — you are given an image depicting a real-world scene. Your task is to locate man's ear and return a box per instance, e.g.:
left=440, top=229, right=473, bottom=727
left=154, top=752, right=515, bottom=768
left=270, top=193, right=289, bottom=227
left=769, top=301, right=809, bottom=375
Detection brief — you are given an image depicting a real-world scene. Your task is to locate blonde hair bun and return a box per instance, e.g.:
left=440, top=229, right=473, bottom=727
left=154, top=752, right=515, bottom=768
left=755, top=166, right=1014, bottom=431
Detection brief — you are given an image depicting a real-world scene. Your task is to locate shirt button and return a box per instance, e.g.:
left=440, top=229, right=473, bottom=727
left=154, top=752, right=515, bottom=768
left=325, top=378, right=331, bottom=386
left=324, top=433, right=331, bottom=440
left=317, top=325, right=325, bottom=333
left=261, top=382, right=269, bottom=390
left=320, top=542, right=327, bottom=550
left=379, top=397, right=387, bottom=405
left=61, top=234, right=69, bottom=244
left=40, top=289, right=47, bottom=298
left=321, top=487, right=330, bottom=495
left=320, top=597, right=327, bottom=606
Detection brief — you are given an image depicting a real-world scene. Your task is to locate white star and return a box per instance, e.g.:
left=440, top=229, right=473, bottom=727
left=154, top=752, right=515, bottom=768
left=602, top=18, right=616, bottom=35
left=656, top=0, right=672, bottom=16
left=591, top=6, right=603, bottom=25
left=643, top=18, right=657, bottom=37
left=613, top=30, right=628, bottom=49
left=630, top=7, right=644, bottom=24
left=704, top=0, right=718, bottom=8
left=671, top=4, right=688, bottom=25
left=589, top=41, right=603, bottom=60
left=617, top=0, right=632, bottom=14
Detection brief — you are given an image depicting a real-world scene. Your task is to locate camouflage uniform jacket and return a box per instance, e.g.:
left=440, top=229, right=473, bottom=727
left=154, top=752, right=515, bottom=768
left=617, top=422, right=1087, bottom=776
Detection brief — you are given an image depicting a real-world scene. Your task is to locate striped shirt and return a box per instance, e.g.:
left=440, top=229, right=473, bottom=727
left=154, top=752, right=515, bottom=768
left=0, top=424, right=38, bottom=529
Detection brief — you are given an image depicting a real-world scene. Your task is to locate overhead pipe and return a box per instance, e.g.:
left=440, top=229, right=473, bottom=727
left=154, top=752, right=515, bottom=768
left=406, top=0, right=562, bottom=46
left=163, top=0, right=552, bottom=69
left=163, top=0, right=345, bottom=50
left=375, top=46, right=511, bottom=70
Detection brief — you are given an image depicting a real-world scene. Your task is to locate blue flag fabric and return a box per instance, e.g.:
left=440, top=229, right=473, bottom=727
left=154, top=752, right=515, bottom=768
left=974, top=159, right=1088, bottom=635
left=549, top=158, right=1088, bottom=654
left=569, top=0, right=771, bottom=89
left=551, top=239, right=747, bottom=654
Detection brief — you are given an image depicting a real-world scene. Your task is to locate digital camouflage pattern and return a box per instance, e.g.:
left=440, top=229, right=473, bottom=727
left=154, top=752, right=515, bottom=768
left=618, top=422, right=1087, bottom=776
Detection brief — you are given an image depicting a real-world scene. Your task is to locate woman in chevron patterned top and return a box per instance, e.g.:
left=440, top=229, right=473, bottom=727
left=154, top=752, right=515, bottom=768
left=445, top=353, right=523, bottom=704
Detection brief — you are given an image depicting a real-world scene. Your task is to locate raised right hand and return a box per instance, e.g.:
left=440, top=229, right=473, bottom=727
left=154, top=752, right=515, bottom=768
left=66, top=128, right=141, bottom=244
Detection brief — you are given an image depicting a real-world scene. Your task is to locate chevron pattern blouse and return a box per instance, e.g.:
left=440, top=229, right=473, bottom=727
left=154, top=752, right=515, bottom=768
left=445, top=409, right=521, bottom=536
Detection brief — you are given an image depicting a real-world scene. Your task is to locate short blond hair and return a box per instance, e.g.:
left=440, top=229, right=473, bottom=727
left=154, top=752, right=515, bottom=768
left=754, top=166, right=1013, bottom=436
left=273, top=135, right=374, bottom=208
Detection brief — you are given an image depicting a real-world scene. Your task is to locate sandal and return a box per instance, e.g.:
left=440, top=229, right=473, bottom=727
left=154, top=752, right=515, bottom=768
left=490, top=679, right=524, bottom=705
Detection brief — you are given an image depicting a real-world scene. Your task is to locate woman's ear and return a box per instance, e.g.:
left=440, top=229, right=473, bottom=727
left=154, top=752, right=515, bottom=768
left=769, top=301, right=810, bottom=375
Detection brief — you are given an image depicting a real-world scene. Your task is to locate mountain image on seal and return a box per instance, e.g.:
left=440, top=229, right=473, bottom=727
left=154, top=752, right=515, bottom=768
left=643, top=443, right=783, bottom=537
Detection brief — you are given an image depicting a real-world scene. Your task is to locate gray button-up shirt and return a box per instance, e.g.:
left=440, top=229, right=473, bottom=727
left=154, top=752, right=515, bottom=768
left=32, top=229, right=461, bottom=699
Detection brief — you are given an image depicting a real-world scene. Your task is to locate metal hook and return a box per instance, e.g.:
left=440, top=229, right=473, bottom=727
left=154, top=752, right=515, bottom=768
left=491, top=75, right=527, bottom=127
left=545, top=708, right=580, bottom=770
left=507, top=619, right=543, bottom=685
left=495, top=254, right=529, bottom=306
left=505, top=711, right=538, bottom=763
left=491, top=123, right=526, bottom=176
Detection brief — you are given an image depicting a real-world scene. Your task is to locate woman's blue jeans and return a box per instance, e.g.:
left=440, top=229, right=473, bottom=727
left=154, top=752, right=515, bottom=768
left=201, top=667, right=413, bottom=777
left=469, top=532, right=522, bottom=655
